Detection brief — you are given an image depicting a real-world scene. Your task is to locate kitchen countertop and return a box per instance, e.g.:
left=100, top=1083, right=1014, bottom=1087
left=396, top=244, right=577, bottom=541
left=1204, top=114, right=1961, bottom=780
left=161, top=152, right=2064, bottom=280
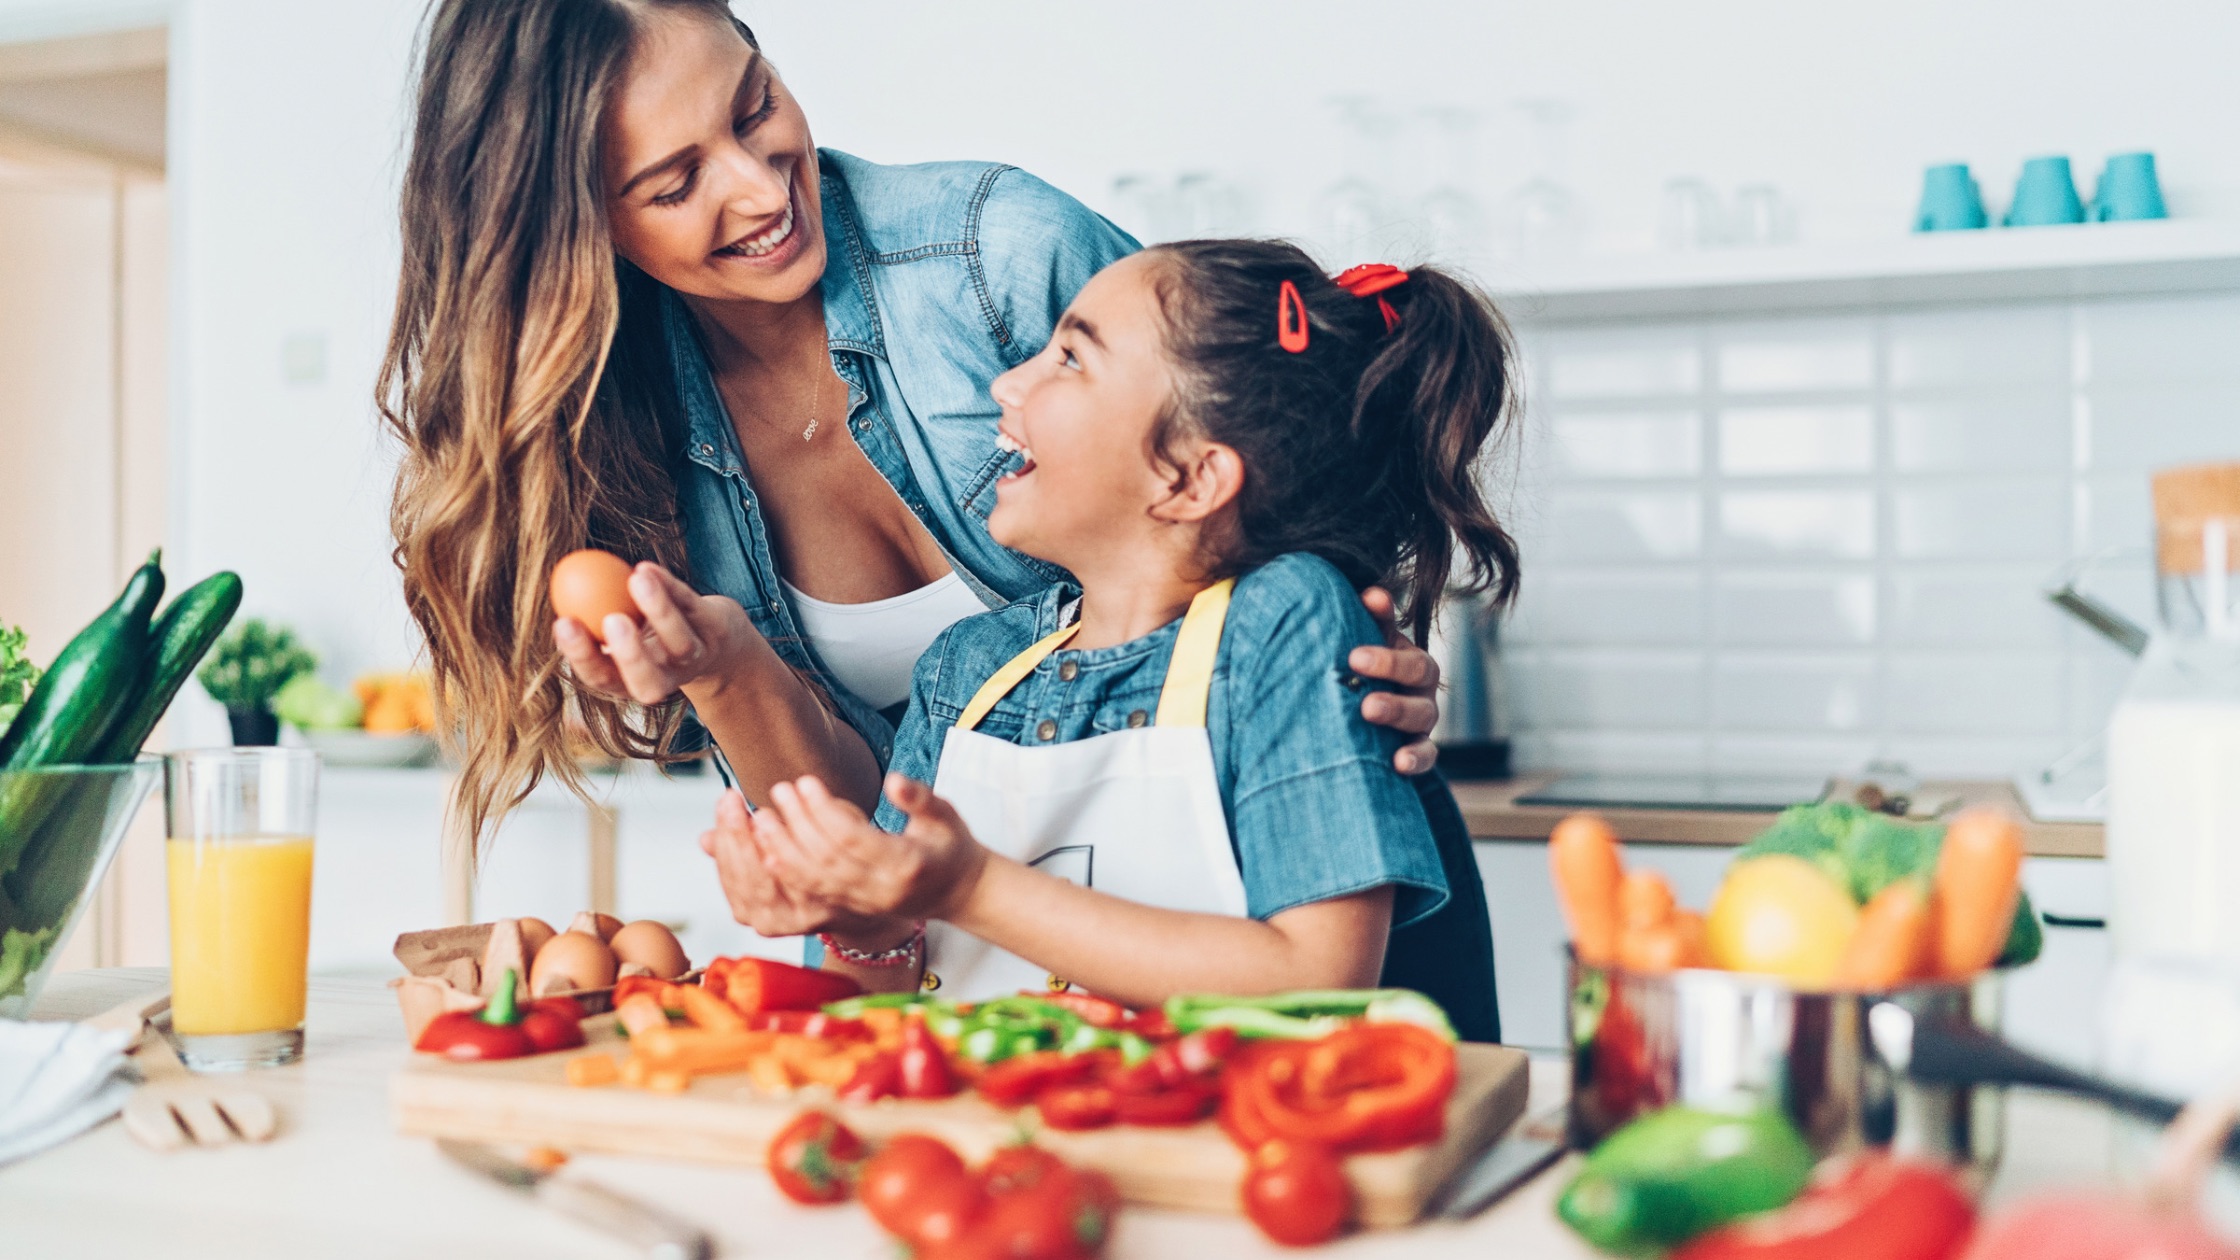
left=1452, top=773, right=2104, bottom=859
left=3, top=969, right=2130, bottom=1258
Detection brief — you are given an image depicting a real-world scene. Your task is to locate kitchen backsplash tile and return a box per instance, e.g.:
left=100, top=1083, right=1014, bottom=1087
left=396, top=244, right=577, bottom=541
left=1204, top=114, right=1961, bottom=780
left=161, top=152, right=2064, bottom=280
left=1496, top=291, right=2240, bottom=781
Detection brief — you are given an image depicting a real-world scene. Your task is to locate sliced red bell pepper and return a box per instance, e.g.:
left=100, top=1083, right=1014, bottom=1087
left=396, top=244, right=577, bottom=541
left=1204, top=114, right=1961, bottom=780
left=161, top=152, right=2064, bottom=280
left=1111, top=1079, right=1220, bottom=1127
left=611, top=976, right=686, bottom=1011
left=898, top=1013, right=960, bottom=1099
left=1672, top=1153, right=1976, bottom=1260
left=520, top=998, right=587, bottom=1053
left=976, top=1051, right=1105, bottom=1107
left=746, top=1009, right=874, bottom=1040
left=1037, top=1084, right=1118, bottom=1131
left=1023, top=989, right=1130, bottom=1029
left=707, top=956, right=863, bottom=1014
left=1126, top=1009, right=1177, bottom=1040
left=1220, top=1024, right=1456, bottom=1154
left=839, top=1051, right=903, bottom=1104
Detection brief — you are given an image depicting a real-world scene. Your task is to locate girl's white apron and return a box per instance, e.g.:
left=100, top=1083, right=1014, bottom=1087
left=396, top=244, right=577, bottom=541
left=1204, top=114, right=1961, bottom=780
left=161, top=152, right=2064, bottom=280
left=922, top=581, right=1249, bottom=1000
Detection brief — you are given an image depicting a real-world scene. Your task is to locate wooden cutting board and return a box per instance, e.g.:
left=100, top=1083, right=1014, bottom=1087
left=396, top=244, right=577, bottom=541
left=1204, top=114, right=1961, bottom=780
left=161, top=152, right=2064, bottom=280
left=391, top=1027, right=1529, bottom=1228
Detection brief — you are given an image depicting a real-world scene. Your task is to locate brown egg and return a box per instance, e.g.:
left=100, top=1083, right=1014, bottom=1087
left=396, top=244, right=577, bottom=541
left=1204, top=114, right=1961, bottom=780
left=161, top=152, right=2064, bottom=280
left=518, top=917, right=557, bottom=961
left=549, top=550, right=639, bottom=645
left=568, top=910, right=623, bottom=942
left=527, top=930, right=617, bottom=996
left=609, top=920, right=690, bottom=980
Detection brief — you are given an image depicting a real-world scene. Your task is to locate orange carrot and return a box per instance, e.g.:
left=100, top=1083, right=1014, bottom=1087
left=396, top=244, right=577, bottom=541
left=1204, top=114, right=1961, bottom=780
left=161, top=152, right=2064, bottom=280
left=1670, top=909, right=1709, bottom=968
left=1932, top=808, right=2025, bottom=977
left=1618, top=923, right=1689, bottom=974
left=564, top=1053, right=621, bottom=1087
left=615, top=994, right=672, bottom=1038
left=1834, top=879, right=1933, bottom=991
left=678, top=984, right=748, bottom=1032
left=1619, top=869, right=1677, bottom=931
left=1550, top=813, right=1625, bottom=966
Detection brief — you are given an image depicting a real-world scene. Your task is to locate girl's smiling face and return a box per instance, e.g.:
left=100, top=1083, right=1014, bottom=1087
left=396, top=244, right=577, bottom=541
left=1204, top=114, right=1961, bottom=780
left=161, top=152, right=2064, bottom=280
left=987, top=254, right=1201, bottom=573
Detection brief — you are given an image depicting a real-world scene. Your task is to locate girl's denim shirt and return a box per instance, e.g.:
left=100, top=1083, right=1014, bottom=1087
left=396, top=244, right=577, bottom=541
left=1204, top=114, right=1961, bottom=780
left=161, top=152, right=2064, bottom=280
left=667, top=149, right=1139, bottom=763
left=874, top=553, right=1453, bottom=932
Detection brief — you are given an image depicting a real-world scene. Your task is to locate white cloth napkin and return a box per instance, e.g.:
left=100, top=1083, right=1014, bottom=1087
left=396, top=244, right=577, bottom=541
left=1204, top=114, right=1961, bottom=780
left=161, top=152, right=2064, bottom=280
left=0, top=1018, right=136, bottom=1165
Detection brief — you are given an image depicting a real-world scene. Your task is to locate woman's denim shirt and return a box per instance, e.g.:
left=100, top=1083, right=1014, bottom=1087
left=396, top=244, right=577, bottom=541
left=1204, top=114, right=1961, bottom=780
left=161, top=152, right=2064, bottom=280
left=667, top=149, right=1138, bottom=763
left=874, top=553, right=1452, bottom=931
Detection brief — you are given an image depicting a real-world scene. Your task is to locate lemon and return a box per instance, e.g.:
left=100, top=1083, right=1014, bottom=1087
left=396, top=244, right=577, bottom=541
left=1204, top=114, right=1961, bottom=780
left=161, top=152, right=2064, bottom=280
left=1705, top=855, right=1859, bottom=987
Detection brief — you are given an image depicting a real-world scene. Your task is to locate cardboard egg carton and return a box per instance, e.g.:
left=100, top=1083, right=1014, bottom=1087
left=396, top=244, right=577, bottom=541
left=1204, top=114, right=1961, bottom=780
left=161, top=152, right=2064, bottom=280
left=389, top=914, right=690, bottom=1043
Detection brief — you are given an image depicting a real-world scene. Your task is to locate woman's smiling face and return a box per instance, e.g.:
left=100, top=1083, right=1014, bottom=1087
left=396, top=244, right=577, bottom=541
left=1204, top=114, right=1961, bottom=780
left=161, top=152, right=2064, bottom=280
left=986, top=253, right=1189, bottom=573
left=602, top=9, right=824, bottom=304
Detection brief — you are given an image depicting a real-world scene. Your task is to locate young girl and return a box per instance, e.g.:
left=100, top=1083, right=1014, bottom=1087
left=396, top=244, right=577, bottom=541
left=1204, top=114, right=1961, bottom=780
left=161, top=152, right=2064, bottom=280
left=700, top=240, right=1519, bottom=1017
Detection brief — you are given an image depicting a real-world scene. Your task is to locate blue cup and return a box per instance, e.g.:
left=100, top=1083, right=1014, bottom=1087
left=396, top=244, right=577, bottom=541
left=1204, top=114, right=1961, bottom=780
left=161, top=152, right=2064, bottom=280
left=2004, top=155, right=2086, bottom=227
left=1915, top=163, right=1988, bottom=232
left=2094, top=152, right=2169, bottom=221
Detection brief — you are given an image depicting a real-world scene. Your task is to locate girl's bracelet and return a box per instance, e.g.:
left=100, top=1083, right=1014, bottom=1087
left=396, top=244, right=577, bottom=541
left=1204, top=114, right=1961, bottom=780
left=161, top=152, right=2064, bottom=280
left=819, top=923, right=925, bottom=968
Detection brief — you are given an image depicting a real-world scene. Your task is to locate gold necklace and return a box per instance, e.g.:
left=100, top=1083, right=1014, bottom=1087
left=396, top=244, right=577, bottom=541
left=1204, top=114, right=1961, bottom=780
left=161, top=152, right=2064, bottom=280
left=802, top=362, right=827, bottom=442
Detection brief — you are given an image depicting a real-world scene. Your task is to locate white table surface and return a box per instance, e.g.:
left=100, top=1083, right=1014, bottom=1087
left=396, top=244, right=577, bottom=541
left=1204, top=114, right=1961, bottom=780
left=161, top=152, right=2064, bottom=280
left=0, top=968, right=2125, bottom=1260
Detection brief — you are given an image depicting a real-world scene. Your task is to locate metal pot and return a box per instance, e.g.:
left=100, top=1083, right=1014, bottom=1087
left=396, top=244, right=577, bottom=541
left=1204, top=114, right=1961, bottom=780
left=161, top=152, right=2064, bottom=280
left=1565, top=958, right=2006, bottom=1178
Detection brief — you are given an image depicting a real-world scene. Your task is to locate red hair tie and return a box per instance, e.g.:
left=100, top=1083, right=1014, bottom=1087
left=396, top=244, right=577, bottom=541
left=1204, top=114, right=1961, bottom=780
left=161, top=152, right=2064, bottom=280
left=1276, top=280, right=1310, bottom=353
left=1333, top=263, right=1410, bottom=333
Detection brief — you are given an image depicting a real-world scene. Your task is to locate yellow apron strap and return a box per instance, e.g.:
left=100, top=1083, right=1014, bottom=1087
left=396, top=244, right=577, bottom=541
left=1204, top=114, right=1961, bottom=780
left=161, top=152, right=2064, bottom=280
left=955, top=623, right=1082, bottom=731
left=1154, top=579, right=1234, bottom=729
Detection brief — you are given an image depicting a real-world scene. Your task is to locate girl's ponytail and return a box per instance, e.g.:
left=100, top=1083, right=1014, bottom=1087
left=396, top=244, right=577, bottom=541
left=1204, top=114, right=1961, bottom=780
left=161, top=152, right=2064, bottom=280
left=1146, top=241, right=1521, bottom=645
left=1351, top=267, right=1522, bottom=643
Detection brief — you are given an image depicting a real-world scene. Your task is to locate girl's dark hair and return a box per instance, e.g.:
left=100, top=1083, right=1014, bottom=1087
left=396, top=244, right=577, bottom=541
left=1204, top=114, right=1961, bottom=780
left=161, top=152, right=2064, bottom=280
left=1145, top=240, right=1522, bottom=645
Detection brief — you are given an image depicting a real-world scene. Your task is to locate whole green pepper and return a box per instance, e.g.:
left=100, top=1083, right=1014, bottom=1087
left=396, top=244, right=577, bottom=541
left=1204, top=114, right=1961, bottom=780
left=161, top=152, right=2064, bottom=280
left=1556, top=1105, right=1815, bottom=1255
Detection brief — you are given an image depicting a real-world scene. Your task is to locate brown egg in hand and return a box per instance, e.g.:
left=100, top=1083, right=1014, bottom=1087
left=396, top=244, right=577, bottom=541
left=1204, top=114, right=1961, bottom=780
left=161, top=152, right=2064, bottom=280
left=550, top=549, right=640, bottom=645
left=609, top=920, right=690, bottom=980
left=527, top=930, right=617, bottom=997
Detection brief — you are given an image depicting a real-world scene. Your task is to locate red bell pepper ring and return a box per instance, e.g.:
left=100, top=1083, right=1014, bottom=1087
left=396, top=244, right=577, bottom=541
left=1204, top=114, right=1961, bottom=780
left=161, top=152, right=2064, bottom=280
left=976, top=1051, right=1105, bottom=1107
left=839, top=1051, right=903, bottom=1104
left=1111, top=1079, right=1220, bottom=1127
left=1037, top=1084, right=1118, bottom=1132
left=1220, top=1024, right=1456, bottom=1154
left=704, top=956, right=863, bottom=1014
left=898, top=1013, right=961, bottom=1099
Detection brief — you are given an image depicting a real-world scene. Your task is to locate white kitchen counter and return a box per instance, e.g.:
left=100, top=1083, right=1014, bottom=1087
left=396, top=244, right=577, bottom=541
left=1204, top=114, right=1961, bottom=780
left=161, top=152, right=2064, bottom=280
left=0, top=969, right=2130, bottom=1259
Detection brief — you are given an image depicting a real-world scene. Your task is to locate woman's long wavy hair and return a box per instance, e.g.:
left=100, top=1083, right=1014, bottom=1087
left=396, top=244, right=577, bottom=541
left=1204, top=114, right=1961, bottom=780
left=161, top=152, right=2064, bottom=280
left=379, top=0, right=750, bottom=856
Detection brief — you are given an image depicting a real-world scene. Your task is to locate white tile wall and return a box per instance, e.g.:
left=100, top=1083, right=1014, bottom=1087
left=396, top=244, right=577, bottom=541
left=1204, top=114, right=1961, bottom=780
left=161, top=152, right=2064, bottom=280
left=1499, top=292, right=2240, bottom=779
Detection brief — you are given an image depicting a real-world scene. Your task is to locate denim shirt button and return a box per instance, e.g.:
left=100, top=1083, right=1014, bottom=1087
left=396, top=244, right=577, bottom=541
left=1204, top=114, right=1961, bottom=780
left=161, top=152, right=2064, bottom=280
left=1035, top=719, right=1058, bottom=742
left=1057, top=660, right=1079, bottom=682
left=699, top=443, right=714, bottom=456
left=1126, top=710, right=1148, bottom=729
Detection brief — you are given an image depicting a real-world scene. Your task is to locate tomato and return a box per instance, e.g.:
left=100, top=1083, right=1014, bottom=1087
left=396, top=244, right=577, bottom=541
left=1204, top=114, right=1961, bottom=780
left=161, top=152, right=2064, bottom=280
left=860, top=1134, right=973, bottom=1236
left=1241, top=1140, right=1351, bottom=1247
left=886, top=1171, right=989, bottom=1249
left=980, top=1167, right=1120, bottom=1259
left=765, top=1110, right=866, bottom=1205
left=981, top=1145, right=1072, bottom=1199
left=1674, top=1153, right=1975, bottom=1260
left=1037, top=1084, right=1118, bottom=1132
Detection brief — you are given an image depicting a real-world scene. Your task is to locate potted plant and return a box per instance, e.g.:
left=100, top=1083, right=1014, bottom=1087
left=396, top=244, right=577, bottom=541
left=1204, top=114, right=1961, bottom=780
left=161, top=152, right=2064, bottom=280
left=196, top=619, right=315, bottom=746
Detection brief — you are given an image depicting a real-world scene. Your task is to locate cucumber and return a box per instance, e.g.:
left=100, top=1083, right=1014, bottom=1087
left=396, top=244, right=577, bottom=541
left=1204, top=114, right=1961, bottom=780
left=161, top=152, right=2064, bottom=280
left=0, top=550, right=163, bottom=771
left=95, top=571, right=243, bottom=763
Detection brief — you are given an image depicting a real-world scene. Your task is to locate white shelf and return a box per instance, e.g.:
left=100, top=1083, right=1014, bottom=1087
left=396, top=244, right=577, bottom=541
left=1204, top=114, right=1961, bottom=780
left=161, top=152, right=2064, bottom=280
left=1489, top=218, right=2240, bottom=322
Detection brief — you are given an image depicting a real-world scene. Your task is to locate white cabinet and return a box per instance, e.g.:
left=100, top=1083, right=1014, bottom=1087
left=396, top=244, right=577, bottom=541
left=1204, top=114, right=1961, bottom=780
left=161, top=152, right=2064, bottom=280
left=1472, top=838, right=2111, bottom=1064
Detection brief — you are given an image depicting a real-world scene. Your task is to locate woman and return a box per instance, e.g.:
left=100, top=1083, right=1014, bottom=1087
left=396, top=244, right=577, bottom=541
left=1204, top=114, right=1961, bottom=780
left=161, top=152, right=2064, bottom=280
left=379, top=0, right=1500, bottom=1038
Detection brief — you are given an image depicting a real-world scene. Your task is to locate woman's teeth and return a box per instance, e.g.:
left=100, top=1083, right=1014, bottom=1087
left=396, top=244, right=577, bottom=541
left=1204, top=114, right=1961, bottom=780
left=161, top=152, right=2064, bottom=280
left=717, top=202, right=795, bottom=258
left=995, top=432, right=1035, bottom=476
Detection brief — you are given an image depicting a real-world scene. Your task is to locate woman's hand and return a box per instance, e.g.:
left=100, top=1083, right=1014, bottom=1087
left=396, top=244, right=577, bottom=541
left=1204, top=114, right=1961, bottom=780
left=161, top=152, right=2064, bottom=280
left=700, top=789, right=846, bottom=937
left=751, top=773, right=989, bottom=925
left=1350, top=585, right=1444, bottom=775
left=554, top=562, right=758, bottom=705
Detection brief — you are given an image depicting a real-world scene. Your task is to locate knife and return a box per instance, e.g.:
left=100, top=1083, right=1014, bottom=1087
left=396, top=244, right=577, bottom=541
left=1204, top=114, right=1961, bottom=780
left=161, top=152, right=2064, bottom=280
left=1430, top=1106, right=1569, bottom=1220
left=439, top=1139, right=715, bottom=1260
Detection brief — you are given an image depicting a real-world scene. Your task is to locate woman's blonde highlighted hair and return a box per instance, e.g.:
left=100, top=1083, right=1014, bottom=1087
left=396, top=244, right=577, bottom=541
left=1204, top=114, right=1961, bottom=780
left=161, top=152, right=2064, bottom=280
left=379, top=0, right=748, bottom=855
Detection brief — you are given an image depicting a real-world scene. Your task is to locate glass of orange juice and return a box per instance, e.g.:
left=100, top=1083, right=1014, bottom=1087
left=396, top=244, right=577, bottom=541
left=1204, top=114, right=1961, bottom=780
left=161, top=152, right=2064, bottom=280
left=163, top=748, right=318, bottom=1070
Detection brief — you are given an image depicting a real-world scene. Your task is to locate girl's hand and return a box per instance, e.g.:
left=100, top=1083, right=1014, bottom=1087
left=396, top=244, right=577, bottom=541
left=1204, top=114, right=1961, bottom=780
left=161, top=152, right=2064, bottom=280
left=699, top=789, right=844, bottom=937
left=555, top=562, right=758, bottom=705
left=1350, top=585, right=1443, bottom=775
left=752, top=773, right=989, bottom=924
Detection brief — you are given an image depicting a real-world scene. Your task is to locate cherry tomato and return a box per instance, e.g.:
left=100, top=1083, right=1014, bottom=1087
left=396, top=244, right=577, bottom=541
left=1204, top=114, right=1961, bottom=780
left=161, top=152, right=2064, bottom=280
left=981, top=1145, right=1073, bottom=1199
left=886, top=1170, right=988, bottom=1249
left=859, top=1134, right=972, bottom=1237
left=1241, top=1140, right=1351, bottom=1248
left=766, top=1110, right=866, bottom=1206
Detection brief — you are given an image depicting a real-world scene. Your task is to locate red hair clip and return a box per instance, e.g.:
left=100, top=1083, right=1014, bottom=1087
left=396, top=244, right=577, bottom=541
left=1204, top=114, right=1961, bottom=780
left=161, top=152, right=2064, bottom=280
left=1333, top=263, right=1410, bottom=333
left=1277, top=280, right=1310, bottom=353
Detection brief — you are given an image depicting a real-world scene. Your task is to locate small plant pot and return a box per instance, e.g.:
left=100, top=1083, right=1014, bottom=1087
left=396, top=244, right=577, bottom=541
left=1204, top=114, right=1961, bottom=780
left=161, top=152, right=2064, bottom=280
left=227, top=707, right=280, bottom=746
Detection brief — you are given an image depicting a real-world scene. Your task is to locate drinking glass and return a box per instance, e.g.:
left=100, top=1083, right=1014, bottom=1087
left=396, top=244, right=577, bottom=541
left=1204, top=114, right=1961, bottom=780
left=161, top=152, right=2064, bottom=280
left=164, top=748, right=318, bottom=1070
left=1494, top=98, right=1584, bottom=260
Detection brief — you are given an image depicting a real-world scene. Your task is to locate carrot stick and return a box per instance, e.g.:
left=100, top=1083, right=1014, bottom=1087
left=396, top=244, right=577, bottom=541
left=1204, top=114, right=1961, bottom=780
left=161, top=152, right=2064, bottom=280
left=615, top=994, right=672, bottom=1038
left=565, top=1053, right=622, bottom=1088
left=1835, top=879, right=1933, bottom=990
left=679, top=984, right=749, bottom=1032
left=1932, top=808, right=2026, bottom=977
left=1551, top=813, right=1625, bottom=966
left=631, top=1027, right=776, bottom=1073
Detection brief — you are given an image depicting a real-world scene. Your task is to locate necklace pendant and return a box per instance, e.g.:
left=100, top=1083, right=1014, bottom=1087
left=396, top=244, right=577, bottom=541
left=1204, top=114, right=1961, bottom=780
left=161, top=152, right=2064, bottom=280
left=802, top=417, right=819, bottom=442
